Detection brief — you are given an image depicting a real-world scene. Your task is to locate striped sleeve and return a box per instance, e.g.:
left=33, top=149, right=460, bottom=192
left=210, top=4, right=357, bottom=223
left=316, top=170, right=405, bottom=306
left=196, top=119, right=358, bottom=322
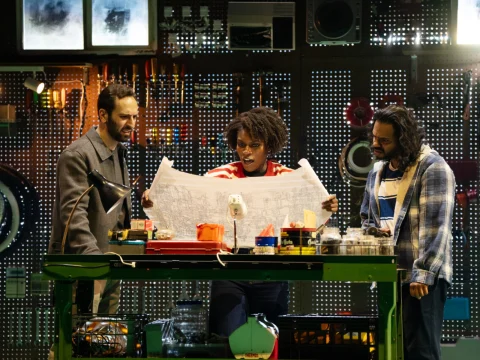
left=205, top=163, right=240, bottom=179
left=272, top=163, right=293, bottom=176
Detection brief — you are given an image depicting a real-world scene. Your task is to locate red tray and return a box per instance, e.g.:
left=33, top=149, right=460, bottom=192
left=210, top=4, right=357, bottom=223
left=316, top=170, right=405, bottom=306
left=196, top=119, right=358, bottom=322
left=146, top=240, right=229, bottom=255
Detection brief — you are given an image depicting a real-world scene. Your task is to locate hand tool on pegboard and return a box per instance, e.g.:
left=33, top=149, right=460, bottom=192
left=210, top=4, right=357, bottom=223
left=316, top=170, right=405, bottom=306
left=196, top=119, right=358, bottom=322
left=173, top=126, right=180, bottom=156
left=233, top=73, right=244, bottom=116
left=151, top=57, right=158, bottom=97
left=217, top=132, right=227, bottom=164
left=110, top=63, right=118, bottom=84
left=160, top=64, right=173, bottom=123
left=273, top=80, right=290, bottom=117
left=132, top=63, right=138, bottom=92
left=462, top=70, right=472, bottom=121
left=122, top=64, right=130, bottom=86
left=102, top=63, right=109, bottom=89
left=160, top=63, right=166, bottom=98
left=144, top=59, right=151, bottom=109
left=256, top=71, right=272, bottom=107
left=180, top=64, right=186, bottom=105
left=180, top=124, right=188, bottom=156
left=173, top=62, right=180, bottom=103
left=200, top=135, right=208, bottom=153
left=259, top=71, right=265, bottom=106
left=210, top=135, right=218, bottom=166
left=159, top=127, right=165, bottom=157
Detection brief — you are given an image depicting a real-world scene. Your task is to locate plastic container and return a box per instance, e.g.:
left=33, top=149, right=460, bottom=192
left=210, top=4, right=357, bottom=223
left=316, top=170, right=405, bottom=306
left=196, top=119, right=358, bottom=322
left=171, top=300, right=207, bottom=344
left=254, top=236, right=278, bottom=255
left=108, top=240, right=145, bottom=255
left=156, top=228, right=175, bottom=240
left=196, top=223, right=225, bottom=242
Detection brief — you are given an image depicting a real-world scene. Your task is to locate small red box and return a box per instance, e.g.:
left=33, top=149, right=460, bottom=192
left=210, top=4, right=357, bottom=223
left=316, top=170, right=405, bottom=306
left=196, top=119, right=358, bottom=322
left=146, top=240, right=229, bottom=255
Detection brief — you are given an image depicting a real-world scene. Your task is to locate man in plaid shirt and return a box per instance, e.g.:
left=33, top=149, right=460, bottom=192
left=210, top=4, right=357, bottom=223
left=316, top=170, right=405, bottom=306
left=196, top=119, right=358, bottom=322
left=360, top=105, right=455, bottom=360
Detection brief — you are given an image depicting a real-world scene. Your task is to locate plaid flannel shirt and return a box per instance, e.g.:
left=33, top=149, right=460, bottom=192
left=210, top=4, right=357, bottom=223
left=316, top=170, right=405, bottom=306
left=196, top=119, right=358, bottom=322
left=360, top=145, right=455, bottom=285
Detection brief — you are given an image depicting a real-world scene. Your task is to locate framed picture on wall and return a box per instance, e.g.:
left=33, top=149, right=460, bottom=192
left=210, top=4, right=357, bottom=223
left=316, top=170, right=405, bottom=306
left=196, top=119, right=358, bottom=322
left=19, top=0, right=85, bottom=50
left=17, top=0, right=157, bottom=54
left=90, top=0, right=150, bottom=47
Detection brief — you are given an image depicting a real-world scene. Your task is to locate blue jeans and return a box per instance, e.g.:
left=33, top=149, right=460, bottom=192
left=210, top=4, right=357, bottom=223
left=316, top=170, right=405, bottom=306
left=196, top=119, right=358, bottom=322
left=209, top=280, right=289, bottom=337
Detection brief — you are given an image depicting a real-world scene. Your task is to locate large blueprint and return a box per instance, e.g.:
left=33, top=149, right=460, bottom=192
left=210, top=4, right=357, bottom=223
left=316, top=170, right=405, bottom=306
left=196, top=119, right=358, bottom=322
left=144, top=158, right=331, bottom=247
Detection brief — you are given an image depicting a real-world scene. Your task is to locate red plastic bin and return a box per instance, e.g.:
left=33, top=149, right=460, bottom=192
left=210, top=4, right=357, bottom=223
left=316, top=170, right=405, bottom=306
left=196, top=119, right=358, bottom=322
left=145, top=240, right=229, bottom=255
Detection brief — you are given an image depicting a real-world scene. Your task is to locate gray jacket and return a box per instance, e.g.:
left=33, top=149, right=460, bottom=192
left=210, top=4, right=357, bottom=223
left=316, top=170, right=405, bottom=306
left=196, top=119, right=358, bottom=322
left=49, top=127, right=131, bottom=254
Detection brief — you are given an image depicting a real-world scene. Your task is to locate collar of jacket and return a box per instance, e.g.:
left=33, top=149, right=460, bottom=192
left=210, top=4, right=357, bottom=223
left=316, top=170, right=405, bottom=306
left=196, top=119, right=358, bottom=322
left=373, top=144, right=433, bottom=242
left=86, top=127, right=128, bottom=162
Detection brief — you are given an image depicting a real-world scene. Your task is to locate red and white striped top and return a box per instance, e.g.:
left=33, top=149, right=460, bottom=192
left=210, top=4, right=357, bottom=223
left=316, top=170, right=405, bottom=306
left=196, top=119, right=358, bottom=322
left=205, top=160, right=293, bottom=179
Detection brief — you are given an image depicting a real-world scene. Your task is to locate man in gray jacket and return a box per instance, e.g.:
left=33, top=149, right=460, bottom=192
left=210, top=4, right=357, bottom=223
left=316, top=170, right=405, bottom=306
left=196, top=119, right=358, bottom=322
left=49, top=83, right=147, bottom=314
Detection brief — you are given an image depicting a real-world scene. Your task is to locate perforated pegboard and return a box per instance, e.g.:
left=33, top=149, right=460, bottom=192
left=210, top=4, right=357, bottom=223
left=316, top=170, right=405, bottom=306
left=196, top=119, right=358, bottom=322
left=306, top=69, right=353, bottom=314
left=370, top=0, right=451, bottom=46
left=197, top=73, right=235, bottom=175
left=0, top=67, right=96, bottom=359
left=421, top=67, right=479, bottom=341
left=251, top=72, right=293, bottom=168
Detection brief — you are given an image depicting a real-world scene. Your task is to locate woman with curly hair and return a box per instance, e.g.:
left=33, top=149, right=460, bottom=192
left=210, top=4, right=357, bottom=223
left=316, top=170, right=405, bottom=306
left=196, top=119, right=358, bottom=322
left=206, top=107, right=338, bottom=337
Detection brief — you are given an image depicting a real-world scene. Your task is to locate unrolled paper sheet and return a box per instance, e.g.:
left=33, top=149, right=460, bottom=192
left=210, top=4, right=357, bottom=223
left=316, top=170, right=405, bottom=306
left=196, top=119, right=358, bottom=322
left=144, top=158, right=331, bottom=247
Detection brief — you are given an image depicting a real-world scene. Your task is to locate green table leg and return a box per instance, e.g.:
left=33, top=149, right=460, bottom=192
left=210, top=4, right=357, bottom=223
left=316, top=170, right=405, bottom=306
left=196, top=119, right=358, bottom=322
left=53, top=280, right=73, bottom=360
left=377, top=281, right=398, bottom=360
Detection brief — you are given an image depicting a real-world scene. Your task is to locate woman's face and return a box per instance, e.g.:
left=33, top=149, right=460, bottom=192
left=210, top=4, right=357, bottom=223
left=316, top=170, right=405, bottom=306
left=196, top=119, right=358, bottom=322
left=236, top=128, right=268, bottom=173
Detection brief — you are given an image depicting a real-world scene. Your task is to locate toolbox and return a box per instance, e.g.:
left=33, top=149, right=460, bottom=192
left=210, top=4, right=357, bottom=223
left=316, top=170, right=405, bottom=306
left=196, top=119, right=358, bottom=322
left=146, top=240, right=229, bottom=255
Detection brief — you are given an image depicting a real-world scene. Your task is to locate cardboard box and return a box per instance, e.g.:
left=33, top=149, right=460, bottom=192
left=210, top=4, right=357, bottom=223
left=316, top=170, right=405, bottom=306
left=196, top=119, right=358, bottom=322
left=0, top=105, right=16, bottom=123
left=131, top=219, right=153, bottom=230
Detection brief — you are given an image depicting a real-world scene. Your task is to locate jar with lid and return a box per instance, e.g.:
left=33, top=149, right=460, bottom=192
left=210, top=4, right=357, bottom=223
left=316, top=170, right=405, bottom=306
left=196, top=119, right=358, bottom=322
left=171, top=300, right=207, bottom=344
left=342, top=228, right=364, bottom=255
left=318, top=227, right=342, bottom=254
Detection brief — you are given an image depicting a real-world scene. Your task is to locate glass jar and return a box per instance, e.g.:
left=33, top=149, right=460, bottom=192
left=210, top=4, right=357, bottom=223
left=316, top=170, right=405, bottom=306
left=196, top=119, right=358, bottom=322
left=342, top=228, right=364, bottom=255
left=171, top=300, right=207, bottom=344
left=318, top=227, right=342, bottom=254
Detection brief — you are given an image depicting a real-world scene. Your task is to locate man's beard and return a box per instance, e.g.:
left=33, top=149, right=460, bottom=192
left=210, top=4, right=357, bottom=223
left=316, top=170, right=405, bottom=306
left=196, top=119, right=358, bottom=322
left=106, top=119, right=130, bottom=142
left=372, top=147, right=399, bottom=162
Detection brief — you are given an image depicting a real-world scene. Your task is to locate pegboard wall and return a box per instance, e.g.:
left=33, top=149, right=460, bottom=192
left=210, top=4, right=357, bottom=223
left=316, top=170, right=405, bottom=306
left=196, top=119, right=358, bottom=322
left=0, top=1, right=479, bottom=359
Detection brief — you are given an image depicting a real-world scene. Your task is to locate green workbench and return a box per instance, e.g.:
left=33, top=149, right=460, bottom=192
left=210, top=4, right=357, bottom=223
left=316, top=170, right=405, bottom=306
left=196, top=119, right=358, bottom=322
left=43, top=254, right=402, bottom=360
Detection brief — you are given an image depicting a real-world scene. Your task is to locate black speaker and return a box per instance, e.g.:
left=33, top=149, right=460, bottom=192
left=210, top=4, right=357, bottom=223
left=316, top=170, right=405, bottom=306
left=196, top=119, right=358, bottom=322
left=307, top=0, right=362, bottom=45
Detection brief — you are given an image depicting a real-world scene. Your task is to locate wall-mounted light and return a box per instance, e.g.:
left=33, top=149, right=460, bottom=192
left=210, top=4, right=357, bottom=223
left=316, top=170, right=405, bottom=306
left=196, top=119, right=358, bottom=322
left=23, top=77, right=45, bottom=94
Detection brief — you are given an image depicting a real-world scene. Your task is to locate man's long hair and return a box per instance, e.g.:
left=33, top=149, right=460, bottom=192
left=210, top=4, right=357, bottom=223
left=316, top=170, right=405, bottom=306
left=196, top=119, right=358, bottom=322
left=224, top=107, right=289, bottom=156
left=371, top=105, right=425, bottom=172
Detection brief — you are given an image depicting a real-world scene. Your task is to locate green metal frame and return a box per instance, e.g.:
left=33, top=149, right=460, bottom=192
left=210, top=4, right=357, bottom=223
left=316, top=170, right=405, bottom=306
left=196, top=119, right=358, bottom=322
left=43, top=254, right=403, bottom=360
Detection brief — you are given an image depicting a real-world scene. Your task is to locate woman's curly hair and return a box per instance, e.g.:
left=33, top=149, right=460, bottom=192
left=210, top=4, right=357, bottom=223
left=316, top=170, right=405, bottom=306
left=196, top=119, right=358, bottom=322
left=224, top=107, right=289, bottom=156
left=371, top=105, right=425, bottom=172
